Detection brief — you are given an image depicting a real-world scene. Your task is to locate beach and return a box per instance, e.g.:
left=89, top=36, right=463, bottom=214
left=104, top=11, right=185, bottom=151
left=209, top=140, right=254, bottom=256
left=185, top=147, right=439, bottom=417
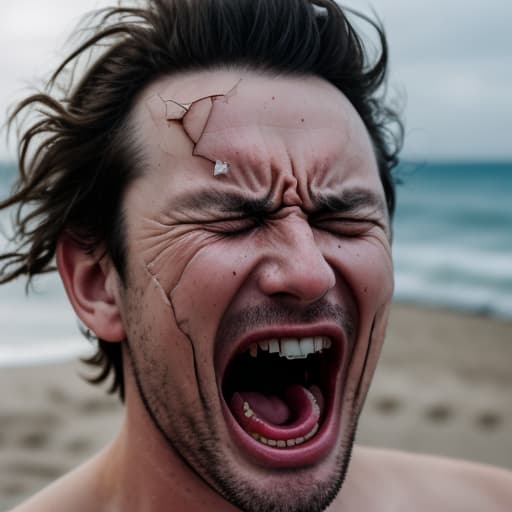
left=1, top=303, right=511, bottom=509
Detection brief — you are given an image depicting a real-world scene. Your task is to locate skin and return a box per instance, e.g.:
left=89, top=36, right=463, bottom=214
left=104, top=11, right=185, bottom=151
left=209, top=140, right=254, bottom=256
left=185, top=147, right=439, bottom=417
left=116, top=70, right=393, bottom=511
left=10, top=70, right=512, bottom=512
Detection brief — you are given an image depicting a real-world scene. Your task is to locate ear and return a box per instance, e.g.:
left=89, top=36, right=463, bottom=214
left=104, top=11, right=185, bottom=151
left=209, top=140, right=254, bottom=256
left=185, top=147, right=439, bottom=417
left=56, top=232, right=126, bottom=342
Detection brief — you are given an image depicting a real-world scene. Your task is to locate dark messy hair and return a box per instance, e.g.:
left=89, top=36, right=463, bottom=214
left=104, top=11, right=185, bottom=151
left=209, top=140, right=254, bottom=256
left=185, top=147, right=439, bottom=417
left=1, top=0, right=403, bottom=400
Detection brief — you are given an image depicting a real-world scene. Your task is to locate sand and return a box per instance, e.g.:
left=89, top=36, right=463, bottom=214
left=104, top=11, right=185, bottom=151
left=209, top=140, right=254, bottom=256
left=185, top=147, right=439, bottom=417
left=1, top=303, right=511, bottom=510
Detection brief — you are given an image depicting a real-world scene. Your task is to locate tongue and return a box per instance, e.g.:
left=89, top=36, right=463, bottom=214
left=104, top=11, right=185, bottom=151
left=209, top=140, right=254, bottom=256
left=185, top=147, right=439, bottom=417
left=230, top=384, right=323, bottom=443
left=239, top=392, right=291, bottom=425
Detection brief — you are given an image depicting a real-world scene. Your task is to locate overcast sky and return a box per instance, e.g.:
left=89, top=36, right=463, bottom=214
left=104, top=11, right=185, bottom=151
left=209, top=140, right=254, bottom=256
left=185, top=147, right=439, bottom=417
left=1, top=0, right=511, bottom=161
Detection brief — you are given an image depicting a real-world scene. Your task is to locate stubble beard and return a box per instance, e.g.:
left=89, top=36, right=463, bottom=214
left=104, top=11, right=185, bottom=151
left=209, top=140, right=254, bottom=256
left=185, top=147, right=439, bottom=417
left=124, top=298, right=360, bottom=512
left=126, top=339, right=359, bottom=512
left=210, top=429, right=357, bottom=512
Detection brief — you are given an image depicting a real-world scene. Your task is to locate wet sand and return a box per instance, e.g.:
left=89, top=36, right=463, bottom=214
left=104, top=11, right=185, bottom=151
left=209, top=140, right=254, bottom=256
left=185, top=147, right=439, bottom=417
left=1, top=304, right=511, bottom=510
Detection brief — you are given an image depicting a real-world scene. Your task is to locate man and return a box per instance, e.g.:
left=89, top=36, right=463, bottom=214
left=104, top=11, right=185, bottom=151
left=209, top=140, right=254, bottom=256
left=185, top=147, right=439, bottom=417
left=1, top=1, right=511, bottom=511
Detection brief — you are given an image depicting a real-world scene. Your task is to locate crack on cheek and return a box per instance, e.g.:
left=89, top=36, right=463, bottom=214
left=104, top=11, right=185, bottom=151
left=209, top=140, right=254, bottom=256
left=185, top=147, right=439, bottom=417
left=156, top=79, right=242, bottom=176
left=142, top=261, right=190, bottom=333
left=353, top=315, right=376, bottom=414
left=142, top=260, right=209, bottom=411
left=143, top=262, right=173, bottom=308
left=352, top=304, right=389, bottom=416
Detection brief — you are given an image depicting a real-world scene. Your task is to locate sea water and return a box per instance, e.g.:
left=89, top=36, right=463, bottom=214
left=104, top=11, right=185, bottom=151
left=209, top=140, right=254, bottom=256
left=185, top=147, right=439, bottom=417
left=393, top=161, right=511, bottom=318
left=0, top=160, right=511, bottom=366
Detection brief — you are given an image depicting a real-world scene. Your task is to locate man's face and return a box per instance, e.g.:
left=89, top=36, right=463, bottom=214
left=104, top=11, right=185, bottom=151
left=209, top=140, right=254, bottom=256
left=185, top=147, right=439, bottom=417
left=118, top=70, right=393, bottom=512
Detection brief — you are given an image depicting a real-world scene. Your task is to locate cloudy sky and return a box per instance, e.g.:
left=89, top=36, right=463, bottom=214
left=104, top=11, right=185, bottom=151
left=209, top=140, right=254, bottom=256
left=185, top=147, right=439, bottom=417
left=1, top=0, right=511, bottom=161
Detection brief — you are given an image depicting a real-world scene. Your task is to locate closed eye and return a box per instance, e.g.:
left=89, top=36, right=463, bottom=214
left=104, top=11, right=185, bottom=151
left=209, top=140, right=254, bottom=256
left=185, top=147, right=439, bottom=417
left=312, top=216, right=381, bottom=237
left=205, top=215, right=267, bottom=236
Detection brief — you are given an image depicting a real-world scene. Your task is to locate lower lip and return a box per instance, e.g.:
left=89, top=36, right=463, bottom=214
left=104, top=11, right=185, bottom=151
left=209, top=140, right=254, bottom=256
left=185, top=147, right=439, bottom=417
left=220, top=343, right=346, bottom=469
left=221, top=395, right=342, bottom=468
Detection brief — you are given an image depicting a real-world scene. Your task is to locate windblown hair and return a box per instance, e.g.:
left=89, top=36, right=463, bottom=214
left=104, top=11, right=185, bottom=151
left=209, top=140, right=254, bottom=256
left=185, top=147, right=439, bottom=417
left=1, top=0, right=402, bottom=400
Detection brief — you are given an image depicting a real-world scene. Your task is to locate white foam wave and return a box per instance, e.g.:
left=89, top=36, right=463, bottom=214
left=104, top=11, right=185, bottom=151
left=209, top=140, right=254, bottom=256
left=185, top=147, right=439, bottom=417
left=0, top=337, right=94, bottom=367
left=394, top=272, right=512, bottom=319
left=394, top=243, right=512, bottom=281
left=0, top=302, right=76, bottom=327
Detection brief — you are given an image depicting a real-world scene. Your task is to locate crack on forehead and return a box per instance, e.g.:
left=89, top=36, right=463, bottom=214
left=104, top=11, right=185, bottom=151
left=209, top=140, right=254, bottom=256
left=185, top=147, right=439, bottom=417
left=156, top=79, right=242, bottom=176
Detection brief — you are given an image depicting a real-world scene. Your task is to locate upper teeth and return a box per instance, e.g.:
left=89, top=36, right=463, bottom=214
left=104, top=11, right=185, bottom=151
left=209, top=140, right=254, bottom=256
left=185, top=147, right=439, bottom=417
left=247, top=336, right=332, bottom=359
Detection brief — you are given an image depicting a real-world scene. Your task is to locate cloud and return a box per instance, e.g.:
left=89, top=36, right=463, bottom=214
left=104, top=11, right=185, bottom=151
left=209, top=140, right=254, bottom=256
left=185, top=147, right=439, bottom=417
left=1, top=0, right=511, bottom=160
left=369, top=0, right=512, bottom=159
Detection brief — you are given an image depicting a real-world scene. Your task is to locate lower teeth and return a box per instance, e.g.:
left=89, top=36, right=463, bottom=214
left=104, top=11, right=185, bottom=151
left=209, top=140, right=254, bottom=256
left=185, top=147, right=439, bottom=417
left=251, top=422, right=319, bottom=448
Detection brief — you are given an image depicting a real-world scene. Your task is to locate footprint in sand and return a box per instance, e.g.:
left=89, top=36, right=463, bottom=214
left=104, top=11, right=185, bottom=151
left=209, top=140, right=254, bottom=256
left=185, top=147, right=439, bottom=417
left=475, top=411, right=503, bottom=431
left=373, top=395, right=402, bottom=415
left=424, top=403, right=454, bottom=424
left=0, top=412, right=59, bottom=450
left=18, top=431, right=50, bottom=450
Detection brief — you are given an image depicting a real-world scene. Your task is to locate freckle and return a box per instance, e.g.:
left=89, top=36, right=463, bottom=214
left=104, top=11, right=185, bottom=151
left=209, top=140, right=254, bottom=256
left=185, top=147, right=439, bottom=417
left=338, top=245, right=341, bottom=249
left=301, top=118, right=304, bottom=123
left=272, top=96, right=275, bottom=100
left=232, top=271, right=237, bottom=276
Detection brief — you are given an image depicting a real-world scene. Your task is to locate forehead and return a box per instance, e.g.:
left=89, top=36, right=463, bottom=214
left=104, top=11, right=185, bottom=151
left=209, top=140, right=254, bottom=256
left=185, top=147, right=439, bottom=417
left=130, top=69, right=383, bottom=208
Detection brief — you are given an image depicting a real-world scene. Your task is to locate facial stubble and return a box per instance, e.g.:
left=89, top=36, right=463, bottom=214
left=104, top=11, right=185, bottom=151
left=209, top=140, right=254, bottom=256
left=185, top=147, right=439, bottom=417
left=123, top=283, right=363, bottom=512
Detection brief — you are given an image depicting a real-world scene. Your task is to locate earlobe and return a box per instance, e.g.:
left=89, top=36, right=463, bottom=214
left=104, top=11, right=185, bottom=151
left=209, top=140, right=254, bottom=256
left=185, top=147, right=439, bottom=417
left=56, top=232, right=126, bottom=342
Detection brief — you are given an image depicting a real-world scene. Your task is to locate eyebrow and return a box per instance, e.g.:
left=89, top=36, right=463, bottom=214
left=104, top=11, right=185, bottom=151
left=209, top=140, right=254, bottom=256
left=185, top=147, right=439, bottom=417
left=173, top=187, right=386, bottom=222
left=310, top=188, right=387, bottom=218
left=173, top=190, right=274, bottom=216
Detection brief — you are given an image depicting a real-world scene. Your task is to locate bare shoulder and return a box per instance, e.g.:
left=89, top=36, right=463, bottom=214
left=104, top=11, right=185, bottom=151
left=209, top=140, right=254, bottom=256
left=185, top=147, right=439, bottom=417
left=7, top=452, right=111, bottom=512
left=335, top=445, right=512, bottom=512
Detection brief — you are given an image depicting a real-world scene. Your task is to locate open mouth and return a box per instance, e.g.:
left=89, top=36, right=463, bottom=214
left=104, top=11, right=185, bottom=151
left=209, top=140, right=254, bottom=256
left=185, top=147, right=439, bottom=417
left=221, top=332, right=343, bottom=461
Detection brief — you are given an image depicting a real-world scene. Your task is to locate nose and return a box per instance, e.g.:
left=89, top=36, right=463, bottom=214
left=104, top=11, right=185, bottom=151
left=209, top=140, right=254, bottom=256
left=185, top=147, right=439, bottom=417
left=256, top=217, right=336, bottom=304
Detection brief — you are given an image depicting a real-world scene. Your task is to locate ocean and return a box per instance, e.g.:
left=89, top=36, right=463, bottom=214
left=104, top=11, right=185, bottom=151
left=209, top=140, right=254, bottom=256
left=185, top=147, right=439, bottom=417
left=0, top=160, right=511, bottom=366
left=392, top=161, right=511, bottom=318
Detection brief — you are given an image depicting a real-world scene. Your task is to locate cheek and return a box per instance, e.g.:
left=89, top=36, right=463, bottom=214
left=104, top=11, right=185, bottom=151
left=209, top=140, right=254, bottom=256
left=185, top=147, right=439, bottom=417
left=324, top=236, right=393, bottom=407
left=324, top=235, right=393, bottom=314
left=123, top=230, right=229, bottom=401
left=168, top=238, right=257, bottom=353
left=124, top=273, right=199, bottom=396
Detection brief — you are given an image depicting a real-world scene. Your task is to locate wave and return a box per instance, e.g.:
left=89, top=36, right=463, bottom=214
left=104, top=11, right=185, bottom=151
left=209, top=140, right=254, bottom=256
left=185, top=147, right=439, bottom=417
left=394, top=272, right=512, bottom=319
left=0, top=337, right=94, bottom=367
left=392, top=240, right=512, bottom=319
left=394, top=244, right=512, bottom=283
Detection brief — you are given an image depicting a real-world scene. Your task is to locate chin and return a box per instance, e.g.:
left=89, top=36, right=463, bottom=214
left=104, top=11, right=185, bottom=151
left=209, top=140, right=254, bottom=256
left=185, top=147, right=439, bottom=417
left=210, top=421, right=358, bottom=512
left=130, top=308, right=361, bottom=511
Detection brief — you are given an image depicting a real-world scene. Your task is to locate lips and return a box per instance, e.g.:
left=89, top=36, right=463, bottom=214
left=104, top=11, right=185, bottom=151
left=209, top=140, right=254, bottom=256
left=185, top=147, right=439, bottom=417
left=230, top=384, right=322, bottom=447
left=218, top=324, right=348, bottom=468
